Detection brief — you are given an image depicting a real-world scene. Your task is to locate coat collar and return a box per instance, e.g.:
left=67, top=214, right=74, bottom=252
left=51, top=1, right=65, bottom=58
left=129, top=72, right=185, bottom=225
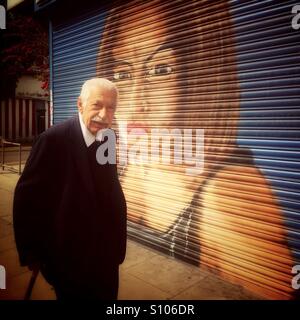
left=78, top=113, right=106, bottom=147
left=68, top=115, right=98, bottom=208
left=78, top=113, right=96, bottom=147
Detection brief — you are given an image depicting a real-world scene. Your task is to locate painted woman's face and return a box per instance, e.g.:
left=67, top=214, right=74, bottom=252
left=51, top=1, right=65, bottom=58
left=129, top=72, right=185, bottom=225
left=107, top=8, right=179, bottom=132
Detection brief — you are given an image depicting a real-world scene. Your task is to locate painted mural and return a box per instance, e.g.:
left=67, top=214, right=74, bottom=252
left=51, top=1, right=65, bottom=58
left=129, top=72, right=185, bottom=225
left=48, top=0, right=300, bottom=299
left=95, top=0, right=297, bottom=299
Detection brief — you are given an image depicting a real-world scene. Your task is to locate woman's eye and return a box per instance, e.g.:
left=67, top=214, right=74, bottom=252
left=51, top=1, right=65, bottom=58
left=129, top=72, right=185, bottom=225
left=147, top=64, right=172, bottom=77
left=113, top=71, right=131, bottom=81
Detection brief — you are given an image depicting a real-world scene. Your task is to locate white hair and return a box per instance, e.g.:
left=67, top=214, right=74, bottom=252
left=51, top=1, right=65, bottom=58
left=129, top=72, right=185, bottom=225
left=79, top=78, right=118, bottom=108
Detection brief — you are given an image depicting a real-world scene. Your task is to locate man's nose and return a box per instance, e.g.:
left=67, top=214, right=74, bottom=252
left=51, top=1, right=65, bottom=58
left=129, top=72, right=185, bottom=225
left=98, top=108, right=107, bottom=120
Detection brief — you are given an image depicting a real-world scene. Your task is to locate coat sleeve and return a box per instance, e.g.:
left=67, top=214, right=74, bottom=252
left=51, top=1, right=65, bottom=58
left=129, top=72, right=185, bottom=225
left=112, top=165, right=127, bottom=265
left=117, top=181, right=127, bottom=265
left=13, top=133, right=55, bottom=266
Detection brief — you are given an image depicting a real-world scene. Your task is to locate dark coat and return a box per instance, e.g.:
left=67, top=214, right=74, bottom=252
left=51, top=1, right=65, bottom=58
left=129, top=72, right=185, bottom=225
left=13, top=115, right=127, bottom=288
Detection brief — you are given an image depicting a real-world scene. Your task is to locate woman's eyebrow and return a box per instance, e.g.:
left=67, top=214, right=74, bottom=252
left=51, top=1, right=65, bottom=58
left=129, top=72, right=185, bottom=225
left=144, top=42, right=172, bottom=65
left=111, top=43, right=172, bottom=68
left=112, top=58, right=132, bottom=67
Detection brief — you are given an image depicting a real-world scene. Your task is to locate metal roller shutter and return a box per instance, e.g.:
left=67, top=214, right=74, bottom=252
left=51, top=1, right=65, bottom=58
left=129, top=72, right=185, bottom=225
left=51, top=0, right=300, bottom=299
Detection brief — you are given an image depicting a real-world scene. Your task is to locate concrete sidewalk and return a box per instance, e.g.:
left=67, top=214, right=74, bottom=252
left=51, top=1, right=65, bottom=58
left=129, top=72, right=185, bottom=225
left=0, top=166, right=261, bottom=300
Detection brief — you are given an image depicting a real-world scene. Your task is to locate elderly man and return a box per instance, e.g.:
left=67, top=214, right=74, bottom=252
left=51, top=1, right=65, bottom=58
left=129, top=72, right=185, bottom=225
left=13, top=78, right=127, bottom=300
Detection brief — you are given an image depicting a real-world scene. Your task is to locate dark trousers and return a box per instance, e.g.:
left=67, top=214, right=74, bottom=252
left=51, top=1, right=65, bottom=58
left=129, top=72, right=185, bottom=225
left=54, top=281, right=118, bottom=300
left=42, top=264, right=119, bottom=300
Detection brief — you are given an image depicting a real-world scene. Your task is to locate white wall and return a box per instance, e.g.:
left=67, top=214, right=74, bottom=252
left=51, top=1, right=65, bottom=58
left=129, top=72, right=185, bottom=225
left=15, top=75, right=48, bottom=99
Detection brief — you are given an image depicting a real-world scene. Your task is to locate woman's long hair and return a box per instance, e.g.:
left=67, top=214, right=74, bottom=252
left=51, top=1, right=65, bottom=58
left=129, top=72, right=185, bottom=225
left=96, top=0, right=242, bottom=172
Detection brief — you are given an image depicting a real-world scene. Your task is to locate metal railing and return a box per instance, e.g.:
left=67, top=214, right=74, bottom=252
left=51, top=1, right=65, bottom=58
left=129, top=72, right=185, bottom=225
left=1, top=137, right=22, bottom=175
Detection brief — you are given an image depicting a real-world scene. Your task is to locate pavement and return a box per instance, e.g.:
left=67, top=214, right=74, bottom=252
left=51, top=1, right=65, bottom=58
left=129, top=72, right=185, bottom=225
left=0, top=147, right=261, bottom=300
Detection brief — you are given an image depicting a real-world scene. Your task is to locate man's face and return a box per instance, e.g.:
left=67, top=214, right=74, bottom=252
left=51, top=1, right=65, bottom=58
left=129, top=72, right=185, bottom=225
left=78, top=86, right=117, bottom=135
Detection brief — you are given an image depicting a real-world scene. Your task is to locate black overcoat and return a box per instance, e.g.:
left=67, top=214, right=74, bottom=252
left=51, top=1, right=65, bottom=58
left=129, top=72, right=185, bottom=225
left=13, top=115, right=127, bottom=289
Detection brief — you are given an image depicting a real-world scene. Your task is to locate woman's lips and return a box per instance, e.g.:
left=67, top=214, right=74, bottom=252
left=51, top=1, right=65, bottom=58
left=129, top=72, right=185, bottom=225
left=127, top=123, right=148, bottom=133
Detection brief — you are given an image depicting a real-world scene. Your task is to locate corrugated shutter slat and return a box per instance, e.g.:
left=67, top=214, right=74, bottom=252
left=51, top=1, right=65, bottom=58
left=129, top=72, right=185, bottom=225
left=52, top=0, right=300, bottom=299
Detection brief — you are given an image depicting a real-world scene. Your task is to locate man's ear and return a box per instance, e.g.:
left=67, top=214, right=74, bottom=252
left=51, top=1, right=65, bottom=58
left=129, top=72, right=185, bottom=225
left=77, top=97, right=83, bottom=113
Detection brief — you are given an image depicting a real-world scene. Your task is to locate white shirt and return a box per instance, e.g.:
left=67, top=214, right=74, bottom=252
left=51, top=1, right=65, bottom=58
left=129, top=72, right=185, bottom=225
left=78, top=113, right=103, bottom=147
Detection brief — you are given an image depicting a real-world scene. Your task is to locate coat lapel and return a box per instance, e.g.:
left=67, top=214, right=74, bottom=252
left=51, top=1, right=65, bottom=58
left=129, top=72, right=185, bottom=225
left=68, top=115, right=97, bottom=208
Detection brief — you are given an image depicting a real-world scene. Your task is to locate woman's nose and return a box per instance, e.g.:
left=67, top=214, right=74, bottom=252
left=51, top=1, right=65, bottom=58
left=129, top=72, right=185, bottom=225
left=131, top=78, right=148, bottom=115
